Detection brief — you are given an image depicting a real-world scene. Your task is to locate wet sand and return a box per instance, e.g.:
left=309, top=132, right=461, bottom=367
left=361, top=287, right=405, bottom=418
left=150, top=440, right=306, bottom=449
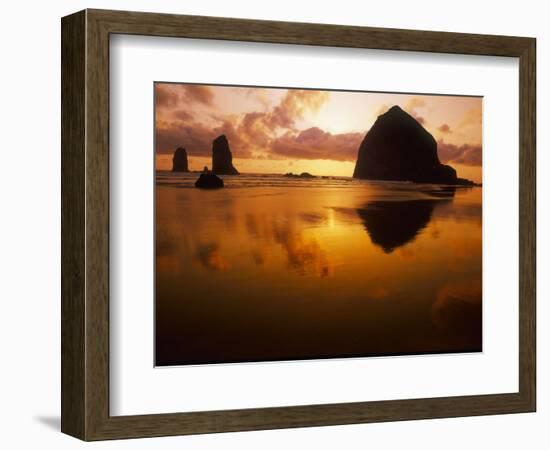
left=155, top=172, right=482, bottom=366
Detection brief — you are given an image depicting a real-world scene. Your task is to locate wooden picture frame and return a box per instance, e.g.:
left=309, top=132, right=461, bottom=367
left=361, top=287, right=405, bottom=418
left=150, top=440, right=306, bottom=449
left=61, top=9, right=536, bottom=440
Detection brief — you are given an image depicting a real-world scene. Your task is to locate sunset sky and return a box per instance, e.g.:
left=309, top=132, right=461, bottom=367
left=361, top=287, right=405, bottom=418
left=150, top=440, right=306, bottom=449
left=155, top=83, right=482, bottom=182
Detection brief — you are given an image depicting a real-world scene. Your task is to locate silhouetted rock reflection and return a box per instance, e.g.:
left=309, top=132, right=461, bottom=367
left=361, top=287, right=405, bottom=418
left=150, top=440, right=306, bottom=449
left=357, top=187, right=455, bottom=253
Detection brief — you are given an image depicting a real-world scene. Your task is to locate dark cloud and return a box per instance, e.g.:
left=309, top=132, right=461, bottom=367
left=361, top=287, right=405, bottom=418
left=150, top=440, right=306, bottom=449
left=155, top=119, right=213, bottom=156
left=438, top=123, right=451, bottom=133
left=155, top=118, right=254, bottom=158
left=155, top=84, right=179, bottom=108
left=157, top=88, right=334, bottom=160
left=239, top=112, right=272, bottom=147
left=171, top=110, right=193, bottom=121
left=270, top=127, right=363, bottom=161
left=212, top=119, right=255, bottom=158
left=155, top=84, right=214, bottom=110
left=183, top=85, right=214, bottom=105
left=156, top=86, right=481, bottom=170
left=437, top=140, right=482, bottom=166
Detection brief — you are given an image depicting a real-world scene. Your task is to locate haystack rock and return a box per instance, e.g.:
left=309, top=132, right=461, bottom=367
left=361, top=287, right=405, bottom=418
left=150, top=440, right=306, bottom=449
left=212, top=135, right=239, bottom=175
left=172, top=147, right=189, bottom=172
left=353, top=105, right=474, bottom=185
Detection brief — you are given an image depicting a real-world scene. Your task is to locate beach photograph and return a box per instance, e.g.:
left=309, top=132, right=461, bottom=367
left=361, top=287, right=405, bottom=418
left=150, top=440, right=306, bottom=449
left=154, top=82, right=482, bottom=366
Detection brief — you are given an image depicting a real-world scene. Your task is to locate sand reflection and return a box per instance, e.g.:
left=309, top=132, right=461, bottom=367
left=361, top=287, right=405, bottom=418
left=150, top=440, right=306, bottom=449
left=155, top=178, right=482, bottom=365
left=245, top=213, right=334, bottom=277
left=356, top=187, right=455, bottom=253
left=194, top=242, right=228, bottom=271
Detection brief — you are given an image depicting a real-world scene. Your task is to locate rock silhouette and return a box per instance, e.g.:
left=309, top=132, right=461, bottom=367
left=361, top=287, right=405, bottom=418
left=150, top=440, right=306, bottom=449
left=172, top=147, right=189, bottom=172
left=195, top=172, right=224, bottom=189
left=357, top=200, right=436, bottom=253
left=212, top=135, right=239, bottom=175
left=284, top=172, right=316, bottom=178
left=353, top=105, right=475, bottom=185
left=357, top=187, right=455, bottom=253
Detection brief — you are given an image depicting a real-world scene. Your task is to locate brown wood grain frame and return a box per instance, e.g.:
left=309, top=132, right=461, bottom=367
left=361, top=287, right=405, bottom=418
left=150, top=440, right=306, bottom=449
left=61, top=9, right=536, bottom=440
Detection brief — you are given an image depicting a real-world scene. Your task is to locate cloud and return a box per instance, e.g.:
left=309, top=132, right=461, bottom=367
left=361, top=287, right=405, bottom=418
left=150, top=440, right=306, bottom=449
left=155, top=84, right=214, bottom=111
left=270, top=127, right=364, bottom=161
left=155, top=117, right=254, bottom=158
left=155, top=84, right=179, bottom=108
left=211, top=119, right=255, bottom=158
left=239, top=112, right=272, bottom=148
left=373, top=100, right=426, bottom=124
left=459, top=107, right=482, bottom=128
left=242, top=87, right=274, bottom=110
left=374, top=103, right=391, bottom=117
left=437, top=140, right=482, bottom=166
left=171, top=110, right=193, bottom=121
left=438, top=123, right=451, bottom=133
left=264, top=89, right=330, bottom=130
left=405, top=97, right=426, bottom=111
left=156, top=87, right=333, bottom=160
left=183, top=85, right=215, bottom=105
left=155, top=119, right=212, bottom=155
left=155, top=85, right=481, bottom=174
left=404, top=97, right=427, bottom=125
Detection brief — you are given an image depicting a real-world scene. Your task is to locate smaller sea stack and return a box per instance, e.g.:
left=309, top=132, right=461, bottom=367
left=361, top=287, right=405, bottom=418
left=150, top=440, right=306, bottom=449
left=172, top=147, right=189, bottom=172
left=195, top=167, right=224, bottom=189
left=212, top=135, right=239, bottom=175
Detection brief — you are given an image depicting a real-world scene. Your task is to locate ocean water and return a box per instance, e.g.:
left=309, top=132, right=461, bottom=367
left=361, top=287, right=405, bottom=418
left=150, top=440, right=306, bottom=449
left=155, top=172, right=482, bottom=366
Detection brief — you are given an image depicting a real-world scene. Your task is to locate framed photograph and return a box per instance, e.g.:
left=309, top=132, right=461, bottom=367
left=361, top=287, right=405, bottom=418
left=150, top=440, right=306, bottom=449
left=61, top=9, right=536, bottom=440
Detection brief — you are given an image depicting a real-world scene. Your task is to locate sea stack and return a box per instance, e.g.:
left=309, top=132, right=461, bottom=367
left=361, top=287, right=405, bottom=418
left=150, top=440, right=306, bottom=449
left=195, top=167, right=224, bottom=189
left=172, top=147, right=189, bottom=172
left=212, top=135, right=239, bottom=175
left=353, top=106, right=473, bottom=185
left=195, top=172, right=224, bottom=189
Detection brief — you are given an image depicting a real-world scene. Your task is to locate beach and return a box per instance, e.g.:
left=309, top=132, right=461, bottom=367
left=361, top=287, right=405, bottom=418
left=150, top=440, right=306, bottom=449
left=155, top=172, right=482, bottom=366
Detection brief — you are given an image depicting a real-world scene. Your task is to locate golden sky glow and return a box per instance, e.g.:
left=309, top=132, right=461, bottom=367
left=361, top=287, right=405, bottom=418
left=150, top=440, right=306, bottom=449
left=155, top=83, right=482, bottom=182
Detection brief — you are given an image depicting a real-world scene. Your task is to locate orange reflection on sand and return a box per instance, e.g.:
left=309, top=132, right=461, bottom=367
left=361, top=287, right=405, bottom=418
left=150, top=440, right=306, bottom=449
left=155, top=175, right=483, bottom=365
left=194, top=242, right=228, bottom=272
